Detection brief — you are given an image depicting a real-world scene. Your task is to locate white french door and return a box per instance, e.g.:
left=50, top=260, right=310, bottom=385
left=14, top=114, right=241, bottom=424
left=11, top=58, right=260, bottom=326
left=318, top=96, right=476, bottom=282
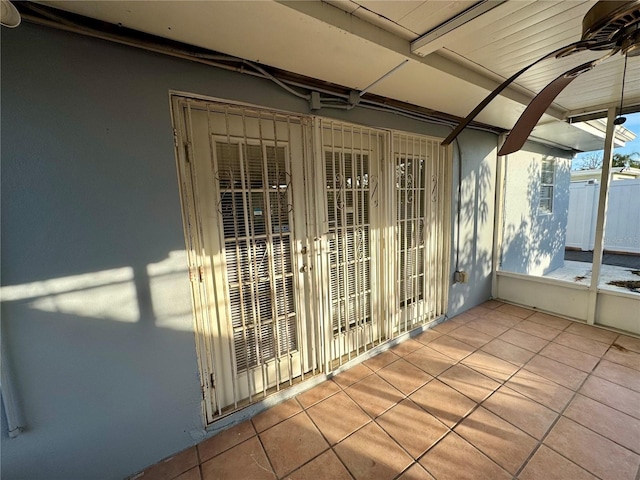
left=172, top=96, right=451, bottom=423
left=313, top=120, right=386, bottom=367
left=392, top=133, right=450, bottom=335
left=173, top=98, right=312, bottom=420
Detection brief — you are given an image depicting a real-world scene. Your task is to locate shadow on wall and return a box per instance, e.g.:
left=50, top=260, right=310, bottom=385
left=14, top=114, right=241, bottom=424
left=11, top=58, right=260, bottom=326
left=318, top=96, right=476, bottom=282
left=500, top=155, right=570, bottom=276
left=0, top=250, right=206, bottom=480
left=448, top=142, right=495, bottom=316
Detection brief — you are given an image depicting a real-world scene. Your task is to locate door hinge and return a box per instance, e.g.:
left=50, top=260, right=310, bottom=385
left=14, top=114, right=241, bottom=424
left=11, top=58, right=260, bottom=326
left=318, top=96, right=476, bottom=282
left=189, top=266, right=205, bottom=283
left=173, top=128, right=179, bottom=148
left=210, top=373, right=215, bottom=389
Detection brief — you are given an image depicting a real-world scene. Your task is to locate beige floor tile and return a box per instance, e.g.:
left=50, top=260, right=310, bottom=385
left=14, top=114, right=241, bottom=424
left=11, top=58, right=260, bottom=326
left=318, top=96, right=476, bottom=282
left=482, top=386, right=558, bottom=440
left=455, top=407, right=537, bottom=474
left=615, top=335, right=640, bottom=354
left=259, top=412, right=329, bottom=477
left=603, top=347, right=640, bottom=371
left=363, top=350, right=400, bottom=372
left=461, top=350, right=520, bottom=382
left=284, top=449, right=352, bottom=480
left=465, top=318, right=511, bottom=338
left=553, top=332, right=609, bottom=357
left=345, top=373, right=404, bottom=418
left=499, top=329, right=549, bottom=353
left=431, top=321, right=460, bottom=334
left=428, top=335, right=477, bottom=361
left=377, top=358, right=432, bottom=395
left=174, top=467, right=201, bottom=480
left=252, top=398, right=303, bottom=433
left=306, top=391, right=370, bottom=445
left=526, top=312, right=572, bottom=330
left=141, top=447, right=199, bottom=480
left=296, top=379, right=341, bottom=409
left=518, top=445, right=598, bottom=480
left=489, top=311, right=524, bottom=328
left=524, top=355, right=588, bottom=391
left=410, top=379, right=477, bottom=428
left=481, top=338, right=535, bottom=367
left=397, top=463, right=435, bottom=480
left=579, top=375, right=640, bottom=419
left=465, top=305, right=495, bottom=317
left=505, top=369, right=574, bottom=412
left=592, top=360, right=640, bottom=392
left=198, top=420, right=256, bottom=462
left=564, top=394, right=640, bottom=454
left=201, top=437, right=275, bottom=480
left=565, top=322, right=618, bottom=344
left=496, top=304, right=534, bottom=319
left=449, top=312, right=477, bottom=325
left=376, top=399, right=449, bottom=459
left=438, top=364, right=500, bottom=403
left=544, top=417, right=640, bottom=480
left=413, top=329, right=442, bottom=345
left=419, top=432, right=511, bottom=480
left=333, top=363, right=373, bottom=389
left=405, top=346, right=456, bottom=377
left=392, top=339, right=426, bottom=357
left=448, top=325, right=494, bottom=348
left=334, top=422, right=412, bottom=480
left=482, top=300, right=504, bottom=310
left=512, top=320, right=562, bottom=341
left=539, top=342, right=600, bottom=372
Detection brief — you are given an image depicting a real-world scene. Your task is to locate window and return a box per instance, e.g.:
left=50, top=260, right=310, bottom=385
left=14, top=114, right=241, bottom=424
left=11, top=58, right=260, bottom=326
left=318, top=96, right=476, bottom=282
left=539, top=158, right=555, bottom=214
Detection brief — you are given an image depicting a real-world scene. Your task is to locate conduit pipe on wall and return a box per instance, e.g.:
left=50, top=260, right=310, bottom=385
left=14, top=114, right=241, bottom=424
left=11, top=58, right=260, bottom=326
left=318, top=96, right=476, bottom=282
left=1, top=330, right=26, bottom=438
left=19, top=4, right=504, bottom=135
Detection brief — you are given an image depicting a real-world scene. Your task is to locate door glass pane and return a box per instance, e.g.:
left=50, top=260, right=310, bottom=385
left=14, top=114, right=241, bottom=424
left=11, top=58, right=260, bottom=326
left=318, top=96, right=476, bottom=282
left=325, top=150, right=372, bottom=335
left=216, top=141, right=297, bottom=372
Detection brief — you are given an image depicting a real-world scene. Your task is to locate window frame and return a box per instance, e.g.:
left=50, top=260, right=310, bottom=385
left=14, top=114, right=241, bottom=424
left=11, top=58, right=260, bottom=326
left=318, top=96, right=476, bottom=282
left=539, top=158, right=555, bottom=215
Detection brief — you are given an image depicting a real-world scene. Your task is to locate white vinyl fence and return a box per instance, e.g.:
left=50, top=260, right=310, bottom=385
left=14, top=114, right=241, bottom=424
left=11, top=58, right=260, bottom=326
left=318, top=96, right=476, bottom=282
left=566, top=179, right=640, bottom=254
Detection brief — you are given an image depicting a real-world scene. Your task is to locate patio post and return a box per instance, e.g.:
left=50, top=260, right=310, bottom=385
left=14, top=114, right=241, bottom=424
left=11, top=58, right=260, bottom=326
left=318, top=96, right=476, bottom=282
left=491, top=134, right=507, bottom=298
left=586, top=106, right=616, bottom=325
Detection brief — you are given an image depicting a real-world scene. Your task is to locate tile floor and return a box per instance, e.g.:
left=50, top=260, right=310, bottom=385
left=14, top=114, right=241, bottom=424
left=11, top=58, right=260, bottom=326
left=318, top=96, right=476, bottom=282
left=135, top=301, right=640, bottom=480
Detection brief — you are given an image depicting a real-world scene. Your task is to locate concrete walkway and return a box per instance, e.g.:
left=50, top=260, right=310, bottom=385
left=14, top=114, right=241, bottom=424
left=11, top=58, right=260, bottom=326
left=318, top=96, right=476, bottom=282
left=564, top=250, right=640, bottom=269
left=546, top=260, right=640, bottom=294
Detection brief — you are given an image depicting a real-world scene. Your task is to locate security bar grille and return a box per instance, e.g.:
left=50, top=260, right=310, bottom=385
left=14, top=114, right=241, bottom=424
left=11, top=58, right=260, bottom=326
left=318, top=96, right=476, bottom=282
left=393, top=133, right=450, bottom=334
left=318, top=120, right=383, bottom=366
left=173, top=97, right=451, bottom=423
left=174, top=98, right=313, bottom=419
left=217, top=143, right=297, bottom=372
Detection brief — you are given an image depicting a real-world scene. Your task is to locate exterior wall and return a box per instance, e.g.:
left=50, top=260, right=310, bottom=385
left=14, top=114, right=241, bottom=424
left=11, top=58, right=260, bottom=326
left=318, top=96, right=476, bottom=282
left=1, top=23, right=498, bottom=479
left=447, top=130, right=498, bottom=316
left=499, top=143, right=572, bottom=276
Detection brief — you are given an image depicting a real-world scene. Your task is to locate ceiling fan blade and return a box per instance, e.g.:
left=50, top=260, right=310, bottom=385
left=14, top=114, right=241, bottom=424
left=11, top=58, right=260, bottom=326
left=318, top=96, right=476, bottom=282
left=497, top=52, right=615, bottom=156
left=440, top=40, right=606, bottom=147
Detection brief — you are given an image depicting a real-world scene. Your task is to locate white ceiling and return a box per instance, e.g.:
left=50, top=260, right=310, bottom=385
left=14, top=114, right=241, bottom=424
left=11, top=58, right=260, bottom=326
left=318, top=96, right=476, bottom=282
left=39, top=0, right=639, bottom=151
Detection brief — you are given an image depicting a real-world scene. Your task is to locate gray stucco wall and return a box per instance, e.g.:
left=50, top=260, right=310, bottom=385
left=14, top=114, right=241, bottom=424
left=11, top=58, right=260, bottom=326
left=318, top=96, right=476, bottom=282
left=500, top=142, right=572, bottom=276
left=447, top=132, right=498, bottom=316
left=1, top=23, right=498, bottom=479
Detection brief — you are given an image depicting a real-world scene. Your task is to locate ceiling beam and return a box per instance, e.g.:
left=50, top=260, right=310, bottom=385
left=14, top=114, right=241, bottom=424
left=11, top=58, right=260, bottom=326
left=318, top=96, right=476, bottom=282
left=279, top=0, right=566, bottom=121
left=565, top=98, right=640, bottom=121
left=410, top=0, right=509, bottom=57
